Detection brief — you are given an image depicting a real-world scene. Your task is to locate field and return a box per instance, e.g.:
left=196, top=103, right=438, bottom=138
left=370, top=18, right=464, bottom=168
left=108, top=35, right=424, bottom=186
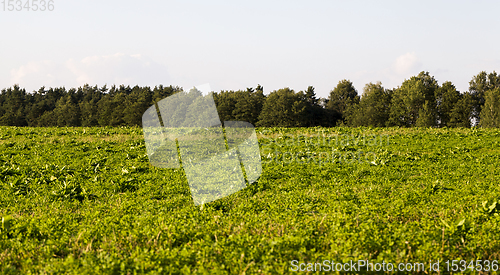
left=1, top=126, right=500, bottom=274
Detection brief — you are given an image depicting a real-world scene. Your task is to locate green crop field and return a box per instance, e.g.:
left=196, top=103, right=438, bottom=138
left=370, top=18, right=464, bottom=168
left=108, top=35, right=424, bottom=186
left=1, top=126, right=500, bottom=274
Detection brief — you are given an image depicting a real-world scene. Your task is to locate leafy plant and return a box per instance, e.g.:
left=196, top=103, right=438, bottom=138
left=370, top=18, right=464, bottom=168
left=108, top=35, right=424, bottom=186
left=0, top=126, right=500, bottom=273
left=51, top=180, right=86, bottom=202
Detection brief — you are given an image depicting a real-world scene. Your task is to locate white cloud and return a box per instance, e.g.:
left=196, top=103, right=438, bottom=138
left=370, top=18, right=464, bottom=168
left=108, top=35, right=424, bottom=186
left=393, top=52, right=422, bottom=75
left=349, top=52, right=425, bottom=92
left=67, top=53, right=170, bottom=88
left=10, top=60, right=67, bottom=90
left=9, top=53, right=170, bottom=91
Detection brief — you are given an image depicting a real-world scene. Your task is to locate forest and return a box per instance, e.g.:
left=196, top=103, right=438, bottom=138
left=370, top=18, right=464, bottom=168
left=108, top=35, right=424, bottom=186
left=0, top=70, right=499, bottom=128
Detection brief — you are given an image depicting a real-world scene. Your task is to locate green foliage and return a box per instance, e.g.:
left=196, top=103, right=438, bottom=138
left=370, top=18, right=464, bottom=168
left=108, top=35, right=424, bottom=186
left=302, top=86, right=329, bottom=127
left=0, top=85, right=28, bottom=126
left=345, top=82, right=391, bottom=127
left=416, top=100, right=435, bottom=127
left=51, top=180, right=87, bottom=202
left=1, top=126, right=500, bottom=273
left=213, top=90, right=239, bottom=122
left=435, top=81, right=461, bottom=127
left=53, top=93, right=81, bottom=126
left=326, top=79, right=359, bottom=124
left=388, top=71, right=439, bottom=127
left=469, top=71, right=500, bottom=124
left=0, top=84, right=182, bottom=128
left=212, top=86, right=266, bottom=126
left=232, top=88, right=265, bottom=125
left=449, top=92, right=474, bottom=128
left=2, top=72, right=500, bottom=129
left=480, top=87, right=500, bottom=128
left=257, top=88, right=308, bottom=127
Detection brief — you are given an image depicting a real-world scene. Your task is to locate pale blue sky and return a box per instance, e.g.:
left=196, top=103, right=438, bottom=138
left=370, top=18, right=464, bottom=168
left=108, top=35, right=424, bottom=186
left=1, top=0, right=499, bottom=98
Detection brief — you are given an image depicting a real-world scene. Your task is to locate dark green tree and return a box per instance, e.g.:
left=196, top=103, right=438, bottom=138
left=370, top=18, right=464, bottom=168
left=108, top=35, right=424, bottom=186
left=435, top=81, right=464, bottom=127
left=388, top=72, right=439, bottom=127
left=257, top=87, right=307, bottom=127
left=79, top=85, right=103, bottom=126
left=214, top=90, right=239, bottom=122
left=326, top=80, right=359, bottom=125
left=345, top=82, right=392, bottom=127
left=26, top=86, right=49, bottom=126
left=97, top=85, right=129, bottom=126
left=0, top=85, right=28, bottom=126
left=97, top=88, right=115, bottom=126
left=123, top=86, right=153, bottom=126
left=448, top=92, right=474, bottom=128
left=479, top=87, right=500, bottom=128
left=51, top=90, right=81, bottom=126
left=301, top=86, right=325, bottom=127
left=232, top=87, right=266, bottom=125
left=469, top=71, right=500, bottom=125
left=36, top=87, right=71, bottom=126
left=152, top=85, right=181, bottom=105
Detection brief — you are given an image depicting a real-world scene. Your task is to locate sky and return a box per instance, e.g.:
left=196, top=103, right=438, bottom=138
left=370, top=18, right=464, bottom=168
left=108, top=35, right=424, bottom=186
left=1, top=0, right=499, bottom=98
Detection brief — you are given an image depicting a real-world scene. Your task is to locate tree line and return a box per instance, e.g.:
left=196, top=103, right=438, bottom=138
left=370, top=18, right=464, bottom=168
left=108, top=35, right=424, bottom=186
left=0, top=71, right=499, bottom=128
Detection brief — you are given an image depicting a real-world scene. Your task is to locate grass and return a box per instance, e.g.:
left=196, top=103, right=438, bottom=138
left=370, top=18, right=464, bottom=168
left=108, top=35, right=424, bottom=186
left=1, top=126, right=500, bottom=274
